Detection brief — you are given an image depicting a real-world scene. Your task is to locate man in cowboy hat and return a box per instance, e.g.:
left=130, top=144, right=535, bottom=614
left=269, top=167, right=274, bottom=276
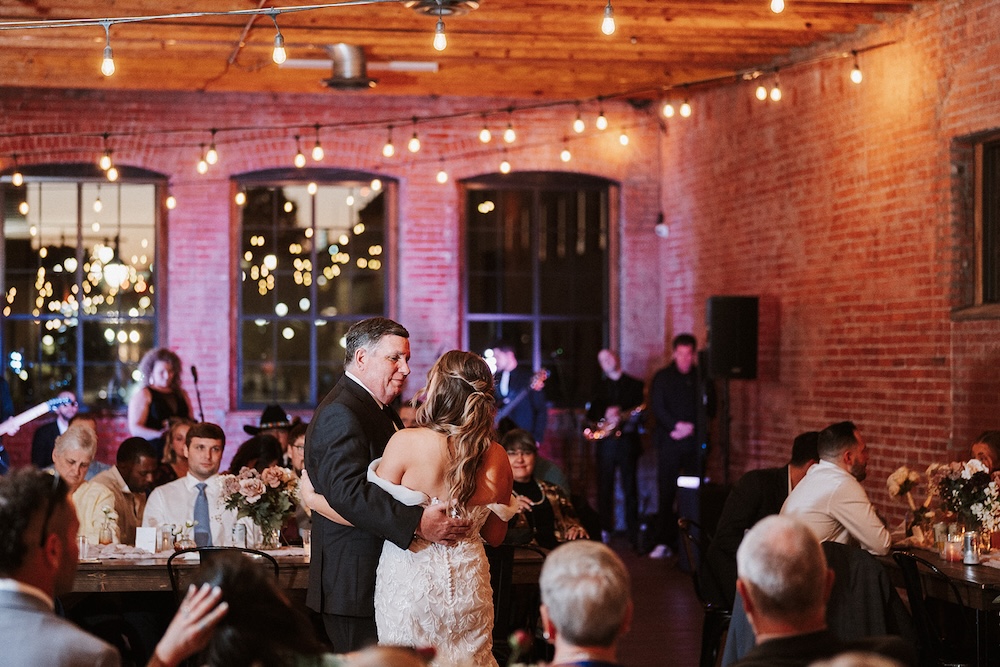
left=245, top=404, right=300, bottom=465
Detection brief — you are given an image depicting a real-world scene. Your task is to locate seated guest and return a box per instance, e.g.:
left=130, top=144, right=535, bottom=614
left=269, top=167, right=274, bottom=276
left=30, top=390, right=79, bottom=468
left=228, top=434, right=283, bottom=475
left=971, top=430, right=1000, bottom=472
left=0, top=467, right=228, bottom=667
left=243, top=404, right=299, bottom=466
left=504, top=428, right=588, bottom=548
left=781, top=421, right=891, bottom=556
left=50, top=420, right=115, bottom=545
left=287, top=422, right=311, bottom=538
left=192, top=549, right=335, bottom=666
left=84, top=437, right=158, bottom=545
left=65, top=415, right=112, bottom=481
left=700, top=431, right=820, bottom=608
left=732, top=515, right=915, bottom=667
left=143, top=422, right=238, bottom=547
left=152, top=417, right=194, bottom=490
left=538, top=540, right=631, bottom=667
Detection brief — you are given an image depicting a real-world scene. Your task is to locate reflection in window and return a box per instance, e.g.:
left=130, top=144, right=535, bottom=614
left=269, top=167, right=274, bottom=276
left=2, top=176, right=158, bottom=409
left=464, top=173, right=611, bottom=406
left=237, top=174, right=389, bottom=408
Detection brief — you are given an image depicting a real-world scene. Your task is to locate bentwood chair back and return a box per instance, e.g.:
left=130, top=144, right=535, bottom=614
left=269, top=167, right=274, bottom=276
left=678, top=517, right=731, bottom=667
left=892, top=551, right=972, bottom=667
left=166, top=546, right=279, bottom=603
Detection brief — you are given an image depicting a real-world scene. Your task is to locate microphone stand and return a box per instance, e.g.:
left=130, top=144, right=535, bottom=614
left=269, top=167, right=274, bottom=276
left=191, top=365, right=205, bottom=422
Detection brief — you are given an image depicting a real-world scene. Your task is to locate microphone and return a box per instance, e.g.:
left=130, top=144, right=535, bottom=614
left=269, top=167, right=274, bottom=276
left=190, top=365, right=199, bottom=382
left=190, top=365, right=205, bottom=422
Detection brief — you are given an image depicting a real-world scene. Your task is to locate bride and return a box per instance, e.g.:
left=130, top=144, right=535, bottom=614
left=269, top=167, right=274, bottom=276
left=303, top=350, right=515, bottom=667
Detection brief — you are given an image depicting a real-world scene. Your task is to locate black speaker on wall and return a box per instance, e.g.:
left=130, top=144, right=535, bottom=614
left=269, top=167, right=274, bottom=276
left=706, top=296, right=759, bottom=380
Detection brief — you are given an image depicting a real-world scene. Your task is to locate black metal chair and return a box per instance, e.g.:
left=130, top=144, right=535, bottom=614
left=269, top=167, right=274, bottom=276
left=678, top=517, right=731, bottom=667
left=486, top=543, right=550, bottom=665
left=166, top=547, right=279, bottom=603
left=892, top=551, right=973, bottom=667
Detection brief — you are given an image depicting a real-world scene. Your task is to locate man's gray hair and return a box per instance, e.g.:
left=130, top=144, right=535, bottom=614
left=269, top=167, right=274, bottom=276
left=343, top=317, right=409, bottom=367
left=736, top=515, right=827, bottom=623
left=539, top=540, right=630, bottom=648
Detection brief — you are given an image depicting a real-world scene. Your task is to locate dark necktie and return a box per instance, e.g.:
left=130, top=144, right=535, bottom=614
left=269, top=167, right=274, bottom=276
left=193, top=482, right=212, bottom=546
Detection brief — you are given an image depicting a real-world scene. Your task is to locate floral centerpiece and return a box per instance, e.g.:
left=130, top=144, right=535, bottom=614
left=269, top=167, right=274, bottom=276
left=220, top=465, right=298, bottom=549
left=886, top=466, right=934, bottom=542
left=927, top=459, right=1000, bottom=533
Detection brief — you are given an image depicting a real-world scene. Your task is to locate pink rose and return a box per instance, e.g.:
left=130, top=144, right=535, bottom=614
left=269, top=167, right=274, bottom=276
left=260, top=466, right=284, bottom=488
left=221, top=474, right=240, bottom=497
left=239, top=477, right=267, bottom=503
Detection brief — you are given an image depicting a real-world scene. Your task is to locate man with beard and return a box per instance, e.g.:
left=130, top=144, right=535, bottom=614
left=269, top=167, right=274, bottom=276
left=781, top=421, right=891, bottom=556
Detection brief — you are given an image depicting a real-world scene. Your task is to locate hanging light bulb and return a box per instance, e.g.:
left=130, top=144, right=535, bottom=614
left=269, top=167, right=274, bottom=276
left=503, top=121, right=516, bottom=144
left=165, top=194, right=177, bottom=210
left=770, top=75, right=782, bottom=102
left=106, top=166, right=119, bottom=182
left=499, top=158, right=511, bottom=174
left=270, top=13, right=287, bottom=64
left=560, top=145, right=572, bottom=162
left=850, top=51, right=863, bottom=84
left=755, top=83, right=768, bottom=101
left=235, top=191, right=247, bottom=206
left=619, top=130, right=629, bottom=146
left=311, top=124, right=324, bottom=161
left=573, top=111, right=585, bottom=134
left=371, top=178, right=383, bottom=191
left=601, top=0, right=616, bottom=35
left=100, top=22, right=115, bottom=77
left=206, top=129, right=219, bottom=165
left=18, top=201, right=29, bottom=216
left=433, top=17, right=447, bottom=51
left=770, top=0, right=785, bottom=13
left=196, top=144, right=209, bottom=174
left=99, top=134, right=113, bottom=171
left=596, top=107, right=609, bottom=130
left=11, top=155, right=23, bottom=187
left=436, top=163, right=448, bottom=184
left=293, top=135, right=307, bottom=168
left=680, top=100, right=692, bottom=118
left=408, top=119, right=421, bottom=153
left=479, top=122, right=492, bottom=143
left=662, top=102, right=675, bottom=118
left=93, top=184, right=103, bottom=213
left=382, top=126, right=395, bottom=158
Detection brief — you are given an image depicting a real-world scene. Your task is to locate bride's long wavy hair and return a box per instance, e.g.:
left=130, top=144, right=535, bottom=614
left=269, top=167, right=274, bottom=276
left=414, top=350, right=496, bottom=507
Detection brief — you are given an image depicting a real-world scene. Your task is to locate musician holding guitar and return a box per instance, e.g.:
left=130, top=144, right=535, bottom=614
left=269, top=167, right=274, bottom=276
left=491, top=342, right=548, bottom=443
left=585, top=349, right=645, bottom=550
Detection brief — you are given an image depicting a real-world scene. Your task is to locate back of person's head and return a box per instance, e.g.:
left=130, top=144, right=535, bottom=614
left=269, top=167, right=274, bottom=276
left=195, top=550, right=325, bottom=666
left=53, top=419, right=98, bottom=457
left=416, top=350, right=496, bottom=506
left=672, top=333, right=697, bottom=350
left=186, top=422, right=226, bottom=447
left=116, top=437, right=157, bottom=467
left=811, top=652, right=906, bottom=667
left=348, top=646, right=431, bottom=667
left=540, top=540, right=631, bottom=648
left=790, top=431, right=821, bottom=466
left=0, top=468, right=70, bottom=576
left=228, top=434, right=283, bottom=474
left=501, top=428, right=537, bottom=454
left=343, top=317, right=409, bottom=366
left=736, top=515, right=827, bottom=624
left=817, top=421, right=859, bottom=461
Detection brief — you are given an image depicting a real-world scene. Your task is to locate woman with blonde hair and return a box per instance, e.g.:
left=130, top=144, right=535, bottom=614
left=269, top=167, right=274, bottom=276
left=302, top=350, right=514, bottom=667
left=151, top=416, right=195, bottom=489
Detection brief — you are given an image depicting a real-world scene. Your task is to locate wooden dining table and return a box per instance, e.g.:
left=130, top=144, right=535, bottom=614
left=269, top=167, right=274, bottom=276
left=881, top=547, right=1000, bottom=667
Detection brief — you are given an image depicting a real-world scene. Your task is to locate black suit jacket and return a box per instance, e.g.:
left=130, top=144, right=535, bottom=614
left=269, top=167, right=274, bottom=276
left=31, top=420, right=61, bottom=468
left=304, top=376, right=423, bottom=617
left=495, top=366, right=548, bottom=442
left=700, top=465, right=788, bottom=608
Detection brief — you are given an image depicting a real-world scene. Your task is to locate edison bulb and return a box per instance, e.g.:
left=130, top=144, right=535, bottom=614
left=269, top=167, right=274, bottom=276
left=601, top=3, right=616, bottom=35
left=619, top=132, right=629, bottom=146
left=408, top=133, right=421, bottom=153
left=382, top=141, right=395, bottom=158
left=93, top=198, right=103, bottom=213
left=272, top=34, right=287, bottom=64
left=573, top=116, right=585, bottom=133
left=106, top=166, right=119, bottom=182
left=235, top=191, right=247, bottom=206
left=850, top=65, right=863, bottom=84
left=680, top=101, right=692, bottom=118
left=503, top=125, right=516, bottom=143
left=370, top=178, right=382, bottom=191
left=560, top=148, right=571, bottom=162
left=596, top=113, right=608, bottom=130
left=433, top=19, right=447, bottom=51
left=166, top=195, right=177, bottom=210
left=755, top=84, right=768, bottom=101
left=479, top=126, right=492, bottom=143
left=18, top=201, right=29, bottom=215
left=662, top=102, right=675, bottom=118
left=197, top=158, right=208, bottom=175
left=206, top=145, right=219, bottom=165
left=312, top=143, right=324, bottom=161
left=101, top=46, right=115, bottom=76
left=436, top=169, right=448, bottom=184
left=100, top=153, right=112, bottom=171
left=12, top=171, right=23, bottom=187
left=770, top=0, right=785, bottom=13
left=770, top=85, right=782, bottom=102
left=499, top=160, right=511, bottom=174
left=294, top=151, right=306, bottom=168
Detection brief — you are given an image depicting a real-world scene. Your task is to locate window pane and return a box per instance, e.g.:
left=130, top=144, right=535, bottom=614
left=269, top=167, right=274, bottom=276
left=467, top=189, right=532, bottom=314
left=538, top=190, right=607, bottom=316
left=540, top=319, right=604, bottom=407
left=3, top=318, right=75, bottom=406
left=984, top=140, right=1000, bottom=303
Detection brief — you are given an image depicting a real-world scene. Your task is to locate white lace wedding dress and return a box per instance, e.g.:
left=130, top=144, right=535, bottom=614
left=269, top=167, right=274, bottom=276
left=367, top=459, right=516, bottom=667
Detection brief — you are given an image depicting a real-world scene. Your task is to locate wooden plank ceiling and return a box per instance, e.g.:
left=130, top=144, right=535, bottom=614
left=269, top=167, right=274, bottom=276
left=0, top=0, right=929, bottom=100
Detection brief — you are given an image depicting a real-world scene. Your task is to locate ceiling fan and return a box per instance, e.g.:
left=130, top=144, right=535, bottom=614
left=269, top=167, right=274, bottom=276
left=280, top=44, right=439, bottom=90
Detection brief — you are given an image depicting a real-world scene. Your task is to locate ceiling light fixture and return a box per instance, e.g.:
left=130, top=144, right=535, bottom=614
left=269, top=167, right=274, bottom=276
left=433, top=3, right=447, bottom=52
left=560, top=140, right=572, bottom=163
left=850, top=50, right=863, bottom=84
left=770, top=0, right=785, bottom=13
left=270, top=12, right=287, bottom=65
left=601, top=0, right=616, bottom=35
left=311, top=123, right=324, bottom=161
left=100, top=21, right=115, bottom=76
left=106, top=165, right=119, bottom=182
left=93, top=183, right=103, bottom=213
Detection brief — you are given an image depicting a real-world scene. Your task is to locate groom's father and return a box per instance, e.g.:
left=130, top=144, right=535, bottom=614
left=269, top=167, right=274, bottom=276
left=305, top=317, right=467, bottom=651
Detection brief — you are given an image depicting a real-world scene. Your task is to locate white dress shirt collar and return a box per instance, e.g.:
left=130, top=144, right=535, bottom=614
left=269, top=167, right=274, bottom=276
left=345, top=370, right=384, bottom=408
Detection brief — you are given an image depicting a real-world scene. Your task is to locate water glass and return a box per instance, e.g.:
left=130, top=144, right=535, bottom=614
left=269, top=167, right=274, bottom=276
left=77, top=535, right=89, bottom=560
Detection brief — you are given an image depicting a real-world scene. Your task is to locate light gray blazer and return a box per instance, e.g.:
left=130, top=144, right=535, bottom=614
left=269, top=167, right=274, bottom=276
left=0, top=588, right=120, bottom=667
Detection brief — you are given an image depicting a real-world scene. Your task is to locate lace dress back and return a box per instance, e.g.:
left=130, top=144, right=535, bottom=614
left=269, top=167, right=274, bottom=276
left=367, top=459, right=515, bottom=667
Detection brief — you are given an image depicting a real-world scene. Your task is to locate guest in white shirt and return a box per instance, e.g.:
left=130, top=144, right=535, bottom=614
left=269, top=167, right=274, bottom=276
left=143, top=422, right=238, bottom=547
left=781, top=421, right=891, bottom=556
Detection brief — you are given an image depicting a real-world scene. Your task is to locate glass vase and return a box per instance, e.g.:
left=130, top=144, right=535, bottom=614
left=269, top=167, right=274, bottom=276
left=257, top=525, right=281, bottom=550
left=98, top=523, right=113, bottom=546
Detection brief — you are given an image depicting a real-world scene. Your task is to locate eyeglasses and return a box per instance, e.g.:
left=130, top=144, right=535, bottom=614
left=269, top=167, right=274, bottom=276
left=38, top=471, right=63, bottom=548
left=290, top=444, right=305, bottom=451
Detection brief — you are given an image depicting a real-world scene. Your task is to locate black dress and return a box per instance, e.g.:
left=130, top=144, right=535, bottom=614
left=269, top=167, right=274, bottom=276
left=143, top=387, right=190, bottom=459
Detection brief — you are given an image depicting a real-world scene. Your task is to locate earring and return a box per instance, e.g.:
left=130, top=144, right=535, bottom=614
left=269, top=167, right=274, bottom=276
left=543, top=630, right=550, bottom=641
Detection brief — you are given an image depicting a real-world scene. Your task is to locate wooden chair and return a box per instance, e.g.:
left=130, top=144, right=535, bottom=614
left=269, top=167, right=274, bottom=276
left=678, top=517, right=731, bottom=667
left=892, top=551, right=973, bottom=667
left=166, top=547, right=279, bottom=603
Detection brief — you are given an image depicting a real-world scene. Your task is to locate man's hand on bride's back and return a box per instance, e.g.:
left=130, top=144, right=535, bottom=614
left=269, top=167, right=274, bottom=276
left=416, top=503, right=471, bottom=546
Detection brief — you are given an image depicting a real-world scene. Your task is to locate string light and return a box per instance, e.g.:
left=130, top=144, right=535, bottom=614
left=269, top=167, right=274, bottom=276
left=573, top=108, right=585, bottom=133
left=293, top=134, right=307, bottom=168
left=235, top=190, right=247, bottom=205
left=408, top=118, right=421, bottom=153
left=382, top=126, right=395, bottom=158
left=196, top=143, right=209, bottom=174
left=93, top=183, right=103, bottom=212
left=19, top=200, right=29, bottom=216
left=662, top=101, right=675, bottom=118
left=206, top=129, right=219, bottom=165
left=601, top=0, right=616, bottom=35
left=311, top=123, right=324, bottom=161
left=165, top=194, right=177, bottom=210
left=99, top=134, right=113, bottom=171
left=436, top=161, right=448, bottom=184
left=106, top=165, right=119, bottom=182
left=11, top=154, right=23, bottom=187
left=596, top=105, right=609, bottom=130
left=433, top=12, right=447, bottom=52
left=755, top=82, right=768, bottom=101
left=560, top=141, right=571, bottom=162
left=680, top=99, right=692, bottom=117
left=479, top=119, right=492, bottom=143
left=619, top=130, right=629, bottom=146
left=770, top=0, right=785, bottom=13
left=850, top=50, right=863, bottom=84
left=270, top=12, right=287, bottom=65
left=770, top=71, right=782, bottom=101
left=100, top=21, right=115, bottom=77
left=503, top=113, right=516, bottom=143
left=499, top=156, right=511, bottom=174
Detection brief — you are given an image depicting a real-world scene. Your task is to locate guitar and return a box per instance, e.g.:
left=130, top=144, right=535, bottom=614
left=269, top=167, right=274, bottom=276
left=494, top=369, right=549, bottom=427
left=583, top=403, right=646, bottom=441
left=0, top=396, right=75, bottom=435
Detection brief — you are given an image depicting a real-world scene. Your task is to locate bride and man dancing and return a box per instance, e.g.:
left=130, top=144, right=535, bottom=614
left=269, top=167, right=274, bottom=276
left=302, top=317, right=516, bottom=667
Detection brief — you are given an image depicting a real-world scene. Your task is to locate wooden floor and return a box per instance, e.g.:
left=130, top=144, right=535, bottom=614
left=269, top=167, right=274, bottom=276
left=610, top=536, right=703, bottom=667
